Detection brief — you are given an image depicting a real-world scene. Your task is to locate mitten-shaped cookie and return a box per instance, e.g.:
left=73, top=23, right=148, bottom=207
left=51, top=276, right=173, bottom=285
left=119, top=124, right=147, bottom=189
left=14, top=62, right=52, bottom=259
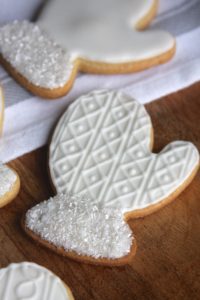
left=23, top=90, right=199, bottom=265
left=0, top=0, right=175, bottom=98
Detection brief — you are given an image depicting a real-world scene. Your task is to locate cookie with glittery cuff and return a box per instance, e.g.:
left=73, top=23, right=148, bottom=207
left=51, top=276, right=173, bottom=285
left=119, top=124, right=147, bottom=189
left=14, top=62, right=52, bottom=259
left=0, top=0, right=175, bottom=98
left=0, top=262, right=75, bottom=300
left=24, top=193, right=136, bottom=266
left=23, top=90, right=199, bottom=266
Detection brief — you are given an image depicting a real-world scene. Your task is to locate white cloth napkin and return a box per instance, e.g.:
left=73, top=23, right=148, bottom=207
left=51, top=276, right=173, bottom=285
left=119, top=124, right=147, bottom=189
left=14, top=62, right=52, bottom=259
left=0, top=0, right=43, bottom=24
left=0, top=0, right=200, bottom=162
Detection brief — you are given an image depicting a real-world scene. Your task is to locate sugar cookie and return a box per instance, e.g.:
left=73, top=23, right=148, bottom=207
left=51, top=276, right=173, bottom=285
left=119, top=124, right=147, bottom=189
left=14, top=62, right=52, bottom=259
left=23, top=90, right=199, bottom=266
left=0, top=0, right=175, bottom=98
left=0, top=262, right=74, bottom=300
left=0, top=163, right=20, bottom=208
left=0, top=87, right=20, bottom=207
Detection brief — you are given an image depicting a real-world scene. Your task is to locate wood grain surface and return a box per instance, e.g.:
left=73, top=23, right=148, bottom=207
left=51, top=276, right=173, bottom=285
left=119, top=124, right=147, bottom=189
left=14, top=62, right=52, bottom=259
left=1, top=82, right=200, bottom=300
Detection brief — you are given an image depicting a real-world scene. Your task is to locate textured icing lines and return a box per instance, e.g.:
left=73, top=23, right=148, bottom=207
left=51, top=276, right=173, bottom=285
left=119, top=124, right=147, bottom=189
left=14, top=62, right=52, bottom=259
left=69, top=92, right=139, bottom=196
left=108, top=142, right=198, bottom=210
left=51, top=91, right=153, bottom=202
left=113, top=124, right=154, bottom=205
left=52, top=94, right=105, bottom=189
left=68, top=92, right=116, bottom=193
left=104, top=107, right=152, bottom=205
left=96, top=102, right=140, bottom=204
left=146, top=142, right=197, bottom=200
left=0, top=263, right=70, bottom=300
left=53, top=92, right=115, bottom=192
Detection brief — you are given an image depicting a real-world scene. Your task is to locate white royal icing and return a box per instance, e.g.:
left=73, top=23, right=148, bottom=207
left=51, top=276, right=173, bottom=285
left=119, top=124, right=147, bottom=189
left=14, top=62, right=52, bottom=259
left=0, top=262, right=72, bottom=300
left=49, top=90, right=199, bottom=214
left=38, top=0, right=174, bottom=63
left=26, top=193, right=133, bottom=259
left=0, top=21, right=73, bottom=89
left=0, top=163, right=17, bottom=198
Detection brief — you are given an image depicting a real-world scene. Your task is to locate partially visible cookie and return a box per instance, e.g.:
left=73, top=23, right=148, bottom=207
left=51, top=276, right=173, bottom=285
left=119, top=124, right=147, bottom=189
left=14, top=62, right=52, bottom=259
left=0, top=163, right=20, bottom=208
left=0, top=86, right=4, bottom=135
left=0, top=262, right=74, bottom=300
left=0, top=0, right=175, bottom=98
left=0, top=86, right=20, bottom=207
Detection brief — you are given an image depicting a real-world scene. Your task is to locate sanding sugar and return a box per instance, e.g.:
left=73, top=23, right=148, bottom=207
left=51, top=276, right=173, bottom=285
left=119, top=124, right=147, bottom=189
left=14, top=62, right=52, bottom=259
left=25, top=193, right=133, bottom=259
left=0, top=163, right=17, bottom=197
left=0, top=21, right=73, bottom=89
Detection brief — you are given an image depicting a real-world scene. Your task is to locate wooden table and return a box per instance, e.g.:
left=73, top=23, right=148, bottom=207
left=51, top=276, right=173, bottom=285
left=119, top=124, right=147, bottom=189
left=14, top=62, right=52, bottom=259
left=1, top=82, right=200, bottom=300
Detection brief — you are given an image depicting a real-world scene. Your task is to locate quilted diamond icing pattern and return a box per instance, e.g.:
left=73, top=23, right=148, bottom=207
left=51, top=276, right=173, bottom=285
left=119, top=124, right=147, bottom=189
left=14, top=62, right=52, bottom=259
left=49, top=90, right=199, bottom=214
